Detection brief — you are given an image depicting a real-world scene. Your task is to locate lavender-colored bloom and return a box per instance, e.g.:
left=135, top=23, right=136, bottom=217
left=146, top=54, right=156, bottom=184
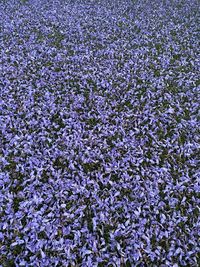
left=0, top=0, right=199, bottom=266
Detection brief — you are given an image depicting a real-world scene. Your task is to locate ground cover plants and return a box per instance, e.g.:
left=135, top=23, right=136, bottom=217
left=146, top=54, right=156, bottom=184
left=0, top=0, right=199, bottom=266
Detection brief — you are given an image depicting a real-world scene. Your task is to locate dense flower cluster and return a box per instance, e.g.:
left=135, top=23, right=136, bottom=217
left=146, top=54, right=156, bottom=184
left=0, top=0, right=199, bottom=266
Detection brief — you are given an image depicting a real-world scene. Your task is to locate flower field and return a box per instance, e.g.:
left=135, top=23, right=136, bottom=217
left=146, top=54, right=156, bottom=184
left=0, top=0, right=199, bottom=266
